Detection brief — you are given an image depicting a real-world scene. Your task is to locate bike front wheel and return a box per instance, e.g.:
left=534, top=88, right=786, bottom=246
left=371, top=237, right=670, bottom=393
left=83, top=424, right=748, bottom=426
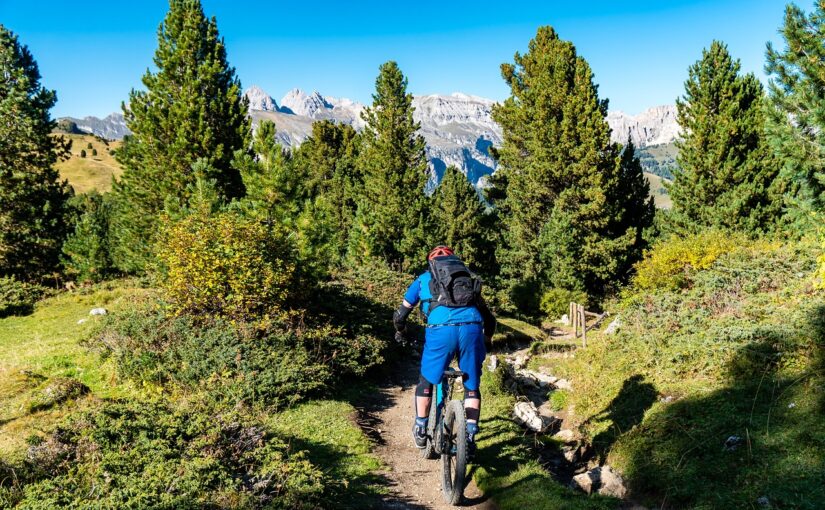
left=441, top=400, right=467, bottom=505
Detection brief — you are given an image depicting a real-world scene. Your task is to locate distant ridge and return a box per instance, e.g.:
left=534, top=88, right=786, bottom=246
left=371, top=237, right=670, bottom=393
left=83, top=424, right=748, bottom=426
left=60, top=87, right=681, bottom=188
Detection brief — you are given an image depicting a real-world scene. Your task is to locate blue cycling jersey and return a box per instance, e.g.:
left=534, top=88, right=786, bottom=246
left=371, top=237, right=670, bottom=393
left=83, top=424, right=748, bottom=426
left=403, top=271, right=483, bottom=326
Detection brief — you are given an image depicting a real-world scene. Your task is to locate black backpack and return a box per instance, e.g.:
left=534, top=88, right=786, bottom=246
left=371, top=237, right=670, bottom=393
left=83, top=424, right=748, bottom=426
left=427, top=255, right=482, bottom=310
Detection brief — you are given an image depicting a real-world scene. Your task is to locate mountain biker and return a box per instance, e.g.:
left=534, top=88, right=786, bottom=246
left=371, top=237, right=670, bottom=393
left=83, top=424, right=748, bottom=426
left=393, top=245, right=496, bottom=459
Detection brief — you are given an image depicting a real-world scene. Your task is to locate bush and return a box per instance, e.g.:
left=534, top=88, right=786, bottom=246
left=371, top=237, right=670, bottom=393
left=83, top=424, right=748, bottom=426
left=62, top=191, right=114, bottom=283
left=91, top=148, right=97, bottom=156
left=86, top=142, right=92, bottom=149
left=2, top=400, right=325, bottom=509
left=79, top=149, right=86, bottom=158
left=95, top=304, right=385, bottom=409
left=817, top=234, right=825, bottom=289
left=633, top=230, right=745, bottom=290
left=540, top=288, right=588, bottom=320
left=26, top=377, right=89, bottom=412
left=0, top=276, right=46, bottom=318
left=157, top=209, right=296, bottom=321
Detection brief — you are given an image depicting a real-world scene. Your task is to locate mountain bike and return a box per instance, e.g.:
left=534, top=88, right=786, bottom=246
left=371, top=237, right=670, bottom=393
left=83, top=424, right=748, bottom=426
left=420, top=367, right=467, bottom=505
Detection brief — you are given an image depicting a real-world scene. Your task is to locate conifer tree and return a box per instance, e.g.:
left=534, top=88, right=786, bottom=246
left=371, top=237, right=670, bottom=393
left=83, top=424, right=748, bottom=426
left=351, top=61, right=430, bottom=269
left=431, top=166, right=488, bottom=269
left=0, top=26, right=73, bottom=281
left=291, top=120, right=361, bottom=262
left=62, top=191, right=114, bottom=282
left=110, top=0, right=249, bottom=272
left=766, top=2, right=825, bottom=223
left=670, top=41, right=782, bottom=234
left=492, top=26, right=651, bottom=304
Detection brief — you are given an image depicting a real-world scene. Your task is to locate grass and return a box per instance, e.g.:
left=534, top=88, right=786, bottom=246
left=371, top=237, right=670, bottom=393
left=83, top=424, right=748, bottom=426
left=474, top=353, right=616, bottom=509
left=266, top=400, right=386, bottom=508
left=0, top=281, right=146, bottom=458
left=644, top=172, right=672, bottom=210
left=528, top=237, right=825, bottom=509
left=53, top=133, right=122, bottom=193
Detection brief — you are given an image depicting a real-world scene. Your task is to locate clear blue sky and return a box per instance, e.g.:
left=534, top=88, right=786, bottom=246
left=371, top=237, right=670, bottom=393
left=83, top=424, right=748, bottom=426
left=1, top=0, right=789, bottom=118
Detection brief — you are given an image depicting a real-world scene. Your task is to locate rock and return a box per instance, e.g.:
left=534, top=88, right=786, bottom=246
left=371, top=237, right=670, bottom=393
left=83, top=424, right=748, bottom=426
left=27, top=377, right=90, bottom=412
left=77, top=319, right=88, bottom=325
left=513, top=401, right=557, bottom=433
left=604, top=317, right=622, bottom=335
left=659, top=395, right=675, bottom=403
left=562, top=445, right=579, bottom=463
left=724, top=435, right=742, bottom=451
left=556, top=313, right=571, bottom=326
left=757, top=496, right=771, bottom=508
left=571, top=466, right=627, bottom=498
left=555, top=379, right=573, bottom=391
left=89, top=307, right=107, bottom=316
left=487, top=354, right=498, bottom=372
left=554, top=429, right=575, bottom=442
left=787, top=402, right=796, bottom=409
left=511, top=354, right=528, bottom=370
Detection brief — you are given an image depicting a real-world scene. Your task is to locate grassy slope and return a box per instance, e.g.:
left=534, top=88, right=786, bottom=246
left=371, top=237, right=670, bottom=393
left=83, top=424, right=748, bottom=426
left=644, top=172, right=672, bottom=210
left=53, top=133, right=122, bottom=193
left=531, top=239, right=825, bottom=509
left=0, top=282, right=384, bottom=507
left=0, top=282, right=145, bottom=457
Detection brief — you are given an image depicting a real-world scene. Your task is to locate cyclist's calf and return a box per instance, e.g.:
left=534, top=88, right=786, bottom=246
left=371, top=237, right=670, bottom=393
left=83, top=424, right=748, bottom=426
left=464, top=388, right=480, bottom=422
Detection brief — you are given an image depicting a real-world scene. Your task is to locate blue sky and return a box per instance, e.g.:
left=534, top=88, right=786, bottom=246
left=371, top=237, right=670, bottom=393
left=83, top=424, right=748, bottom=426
left=1, top=0, right=789, bottom=118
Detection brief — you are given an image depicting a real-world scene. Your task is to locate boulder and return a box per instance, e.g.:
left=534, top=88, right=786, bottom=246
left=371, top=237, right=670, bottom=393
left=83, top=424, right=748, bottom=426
left=555, top=379, right=573, bottom=391
left=604, top=317, right=622, bottom=335
left=89, top=307, right=107, bottom=316
left=513, top=401, right=556, bottom=433
left=571, top=466, right=627, bottom=498
left=487, top=354, right=498, bottom=372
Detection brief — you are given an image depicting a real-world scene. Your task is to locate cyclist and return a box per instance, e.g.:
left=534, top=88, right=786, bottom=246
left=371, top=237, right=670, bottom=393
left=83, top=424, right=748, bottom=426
left=393, top=246, right=496, bottom=459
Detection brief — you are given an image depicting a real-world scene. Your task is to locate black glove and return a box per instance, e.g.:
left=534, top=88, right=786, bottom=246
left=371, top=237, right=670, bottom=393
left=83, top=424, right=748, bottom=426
left=393, top=303, right=413, bottom=333
left=394, top=330, right=408, bottom=346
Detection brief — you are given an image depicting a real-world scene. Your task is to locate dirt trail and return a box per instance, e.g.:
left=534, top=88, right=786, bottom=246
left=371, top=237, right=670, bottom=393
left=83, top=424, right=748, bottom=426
left=358, top=361, right=497, bottom=509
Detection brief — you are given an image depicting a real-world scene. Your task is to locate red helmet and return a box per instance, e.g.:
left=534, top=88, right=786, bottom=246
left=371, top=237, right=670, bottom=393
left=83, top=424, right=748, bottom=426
left=428, top=245, right=455, bottom=260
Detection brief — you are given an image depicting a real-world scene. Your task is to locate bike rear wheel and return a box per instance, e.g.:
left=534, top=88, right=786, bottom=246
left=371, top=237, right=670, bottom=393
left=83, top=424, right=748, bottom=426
left=420, top=396, right=438, bottom=459
left=441, top=400, right=467, bottom=505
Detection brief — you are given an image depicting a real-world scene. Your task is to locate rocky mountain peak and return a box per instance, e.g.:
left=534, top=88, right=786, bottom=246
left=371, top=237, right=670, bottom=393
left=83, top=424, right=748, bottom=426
left=279, top=88, right=332, bottom=117
left=244, top=85, right=278, bottom=112
left=607, top=105, right=679, bottom=147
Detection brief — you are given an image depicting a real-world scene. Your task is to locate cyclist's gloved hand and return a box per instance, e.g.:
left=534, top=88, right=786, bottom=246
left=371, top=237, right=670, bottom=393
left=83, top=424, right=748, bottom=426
left=393, top=303, right=413, bottom=333
left=394, top=330, right=408, bottom=346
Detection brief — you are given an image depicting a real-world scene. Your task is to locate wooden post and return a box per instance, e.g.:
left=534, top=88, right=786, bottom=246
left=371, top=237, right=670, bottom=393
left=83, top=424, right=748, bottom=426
left=579, top=303, right=587, bottom=348
left=572, top=302, right=578, bottom=337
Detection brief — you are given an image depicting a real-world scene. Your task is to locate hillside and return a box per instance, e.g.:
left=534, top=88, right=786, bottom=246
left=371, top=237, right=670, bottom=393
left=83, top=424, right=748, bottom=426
left=525, top=235, right=825, bottom=509
left=644, top=172, right=672, bottom=209
left=53, top=133, right=122, bottom=193
left=637, top=142, right=679, bottom=180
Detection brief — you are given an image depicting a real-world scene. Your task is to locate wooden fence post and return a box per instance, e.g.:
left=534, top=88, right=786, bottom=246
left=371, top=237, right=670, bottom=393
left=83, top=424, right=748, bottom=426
left=579, top=303, right=587, bottom=348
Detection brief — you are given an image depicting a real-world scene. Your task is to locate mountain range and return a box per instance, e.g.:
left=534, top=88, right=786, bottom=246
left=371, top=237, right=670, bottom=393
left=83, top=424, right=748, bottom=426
left=59, top=87, right=680, bottom=187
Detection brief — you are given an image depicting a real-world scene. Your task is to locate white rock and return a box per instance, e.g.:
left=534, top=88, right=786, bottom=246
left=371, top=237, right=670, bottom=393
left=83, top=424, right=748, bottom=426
left=556, top=313, right=570, bottom=325
left=244, top=85, right=278, bottom=112
left=513, top=401, right=555, bottom=432
left=89, top=308, right=107, bottom=316
left=554, top=379, right=573, bottom=391
left=563, top=445, right=579, bottom=463
left=604, top=317, right=622, bottom=335
left=487, top=355, right=498, bottom=372
left=77, top=319, right=88, bottom=325
left=571, top=466, right=627, bottom=498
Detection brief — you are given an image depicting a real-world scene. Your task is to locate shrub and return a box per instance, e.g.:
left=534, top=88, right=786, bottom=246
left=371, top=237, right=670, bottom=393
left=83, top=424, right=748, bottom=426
left=0, top=276, right=46, bottom=318
left=79, top=149, right=86, bottom=158
left=91, top=148, right=97, bottom=156
left=62, top=191, right=114, bottom=283
left=540, top=288, right=588, bottom=320
left=4, top=400, right=325, bottom=509
left=26, top=377, right=89, bottom=412
left=95, top=304, right=385, bottom=409
left=156, top=209, right=296, bottom=321
left=817, top=234, right=825, bottom=289
left=86, top=142, right=92, bottom=149
left=633, top=230, right=744, bottom=290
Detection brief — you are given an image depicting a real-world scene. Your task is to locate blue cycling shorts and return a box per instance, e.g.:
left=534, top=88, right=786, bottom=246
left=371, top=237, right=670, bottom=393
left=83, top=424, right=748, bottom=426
left=420, top=322, right=485, bottom=391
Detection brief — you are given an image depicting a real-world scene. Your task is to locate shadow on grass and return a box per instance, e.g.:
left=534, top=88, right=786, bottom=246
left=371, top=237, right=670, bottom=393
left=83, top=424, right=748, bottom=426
left=582, top=375, right=658, bottom=464
left=619, top=305, right=825, bottom=509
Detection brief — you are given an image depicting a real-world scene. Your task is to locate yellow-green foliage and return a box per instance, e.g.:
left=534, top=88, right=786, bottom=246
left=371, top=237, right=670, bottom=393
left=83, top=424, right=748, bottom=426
left=540, top=288, right=587, bottom=320
left=157, top=211, right=296, bottom=321
left=633, top=230, right=745, bottom=290
left=817, top=234, right=825, bottom=289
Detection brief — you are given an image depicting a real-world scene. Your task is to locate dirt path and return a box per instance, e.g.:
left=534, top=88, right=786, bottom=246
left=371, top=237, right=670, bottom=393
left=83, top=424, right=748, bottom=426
left=358, top=361, right=497, bottom=509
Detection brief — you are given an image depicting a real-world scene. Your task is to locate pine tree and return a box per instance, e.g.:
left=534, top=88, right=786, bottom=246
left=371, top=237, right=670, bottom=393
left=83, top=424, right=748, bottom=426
left=291, top=120, right=361, bottom=263
left=430, top=166, right=489, bottom=269
left=110, top=0, right=249, bottom=272
left=351, top=61, right=430, bottom=269
left=766, top=3, right=825, bottom=224
left=670, top=41, right=782, bottom=234
left=0, top=26, right=73, bottom=281
left=62, top=191, right=114, bottom=282
left=491, top=26, right=652, bottom=304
